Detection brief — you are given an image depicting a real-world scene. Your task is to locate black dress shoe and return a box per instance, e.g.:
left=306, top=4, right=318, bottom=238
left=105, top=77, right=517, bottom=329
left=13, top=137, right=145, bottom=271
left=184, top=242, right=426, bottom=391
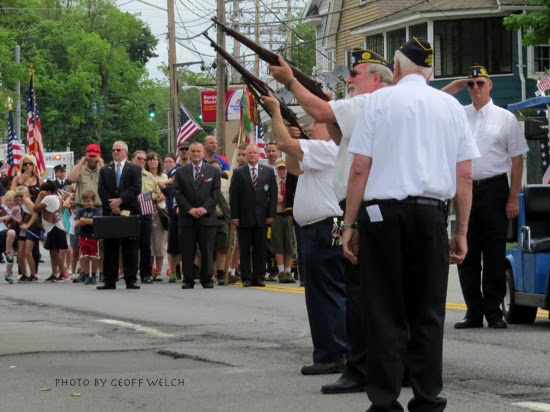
left=141, top=276, right=153, bottom=284
left=181, top=282, right=194, bottom=289
left=126, top=283, right=141, bottom=290
left=454, top=318, right=483, bottom=329
left=202, top=282, right=214, bottom=289
left=243, top=280, right=254, bottom=287
left=301, top=359, right=345, bottom=376
left=321, top=375, right=366, bottom=394
left=488, top=318, right=507, bottom=329
left=253, top=279, right=265, bottom=287
left=97, top=284, right=116, bottom=290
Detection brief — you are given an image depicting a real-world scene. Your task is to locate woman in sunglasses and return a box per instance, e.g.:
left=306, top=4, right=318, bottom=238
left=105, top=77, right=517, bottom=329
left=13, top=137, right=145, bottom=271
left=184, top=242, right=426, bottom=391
left=14, top=186, right=41, bottom=282
left=11, top=154, right=44, bottom=202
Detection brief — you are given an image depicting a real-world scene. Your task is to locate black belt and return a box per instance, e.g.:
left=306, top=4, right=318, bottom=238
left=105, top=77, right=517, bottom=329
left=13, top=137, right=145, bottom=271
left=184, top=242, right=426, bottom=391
left=301, top=216, right=341, bottom=229
left=276, top=212, right=287, bottom=216
left=473, top=173, right=507, bottom=187
left=365, top=196, right=447, bottom=211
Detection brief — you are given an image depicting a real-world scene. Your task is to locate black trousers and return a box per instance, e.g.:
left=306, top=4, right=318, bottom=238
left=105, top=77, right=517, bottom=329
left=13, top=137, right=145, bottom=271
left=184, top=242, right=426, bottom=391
left=293, top=221, right=306, bottom=283
left=458, top=174, right=509, bottom=322
left=344, top=261, right=367, bottom=381
left=180, top=222, right=215, bottom=285
left=237, top=226, right=267, bottom=283
left=359, top=202, right=448, bottom=412
left=139, top=215, right=153, bottom=279
left=301, top=220, right=347, bottom=363
left=103, top=237, right=139, bottom=285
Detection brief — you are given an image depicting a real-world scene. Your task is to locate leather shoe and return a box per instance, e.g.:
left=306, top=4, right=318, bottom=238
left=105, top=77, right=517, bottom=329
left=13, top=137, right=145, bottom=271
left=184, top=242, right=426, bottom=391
left=253, top=279, right=265, bottom=287
left=243, top=280, right=254, bottom=287
left=301, top=359, right=345, bottom=376
left=454, top=318, right=483, bottom=329
left=181, top=282, right=194, bottom=289
left=96, top=284, right=116, bottom=290
left=488, top=318, right=507, bottom=329
left=202, top=282, right=214, bottom=289
left=126, top=283, right=140, bottom=289
left=321, top=375, right=366, bottom=394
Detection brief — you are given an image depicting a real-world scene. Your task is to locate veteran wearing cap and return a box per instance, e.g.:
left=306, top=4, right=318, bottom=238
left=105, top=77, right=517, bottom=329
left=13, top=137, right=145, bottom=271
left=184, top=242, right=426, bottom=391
left=443, top=66, right=529, bottom=330
left=68, top=144, right=104, bottom=207
left=341, top=37, right=479, bottom=410
left=270, top=49, right=392, bottom=393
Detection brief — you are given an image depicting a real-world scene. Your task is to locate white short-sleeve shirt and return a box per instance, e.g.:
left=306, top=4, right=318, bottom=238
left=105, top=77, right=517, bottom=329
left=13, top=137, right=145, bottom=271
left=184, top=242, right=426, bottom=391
left=41, top=195, right=65, bottom=233
left=329, top=94, right=371, bottom=202
left=464, top=100, right=529, bottom=180
left=293, top=139, right=343, bottom=226
left=348, top=74, right=480, bottom=202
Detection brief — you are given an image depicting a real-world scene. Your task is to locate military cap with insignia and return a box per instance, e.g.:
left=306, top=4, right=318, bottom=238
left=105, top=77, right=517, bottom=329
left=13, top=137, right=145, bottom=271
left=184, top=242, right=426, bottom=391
left=351, top=48, right=391, bottom=69
left=399, top=37, right=433, bottom=68
left=468, top=65, right=490, bottom=79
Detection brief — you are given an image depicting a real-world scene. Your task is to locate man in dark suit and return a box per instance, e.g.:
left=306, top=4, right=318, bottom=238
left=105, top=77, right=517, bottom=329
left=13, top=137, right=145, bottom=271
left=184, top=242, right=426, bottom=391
left=173, top=141, right=221, bottom=289
left=230, top=144, right=277, bottom=287
left=97, top=140, right=142, bottom=290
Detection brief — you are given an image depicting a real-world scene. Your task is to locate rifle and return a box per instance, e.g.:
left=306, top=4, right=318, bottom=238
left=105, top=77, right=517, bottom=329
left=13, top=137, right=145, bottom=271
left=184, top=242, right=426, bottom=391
left=204, top=32, right=309, bottom=140
left=211, top=17, right=329, bottom=103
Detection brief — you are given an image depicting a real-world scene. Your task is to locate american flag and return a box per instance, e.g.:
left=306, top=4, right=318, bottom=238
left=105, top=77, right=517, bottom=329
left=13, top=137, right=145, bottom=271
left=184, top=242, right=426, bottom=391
left=538, top=73, right=550, bottom=94
left=541, top=137, right=550, bottom=184
left=255, top=116, right=267, bottom=159
left=6, top=108, right=23, bottom=176
left=27, top=73, right=46, bottom=176
left=138, top=191, right=155, bottom=215
left=176, top=104, right=201, bottom=149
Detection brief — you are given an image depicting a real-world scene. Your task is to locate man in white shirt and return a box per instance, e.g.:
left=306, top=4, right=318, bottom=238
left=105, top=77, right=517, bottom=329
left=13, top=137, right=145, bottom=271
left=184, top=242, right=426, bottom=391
left=259, top=142, right=280, bottom=173
left=341, top=38, right=480, bottom=411
left=261, top=93, right=346, bottom=377
left=443, top=66, right=529, bottom=330
left=269, top=49, right=393, bottom=394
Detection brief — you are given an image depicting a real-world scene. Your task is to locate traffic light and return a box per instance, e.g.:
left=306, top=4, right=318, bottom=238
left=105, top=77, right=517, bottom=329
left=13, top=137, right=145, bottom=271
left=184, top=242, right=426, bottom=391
left=148, top=103, right=156, bottom=119
left=198, top=113, right=203, bottom=121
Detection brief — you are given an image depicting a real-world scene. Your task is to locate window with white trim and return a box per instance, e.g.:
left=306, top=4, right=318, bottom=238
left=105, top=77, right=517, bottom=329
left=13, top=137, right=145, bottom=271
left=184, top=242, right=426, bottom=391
left=365, top=33, right=384, bottom=56
left=533, top=45, right=550, bottom=73
left=327, top=49, right=336, bottom=72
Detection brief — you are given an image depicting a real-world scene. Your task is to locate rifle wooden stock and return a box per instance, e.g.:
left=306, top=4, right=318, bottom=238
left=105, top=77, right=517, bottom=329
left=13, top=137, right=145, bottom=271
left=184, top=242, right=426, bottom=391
left=204, top=32, right=309, bottom=140
left=211, top=17, right=329, bottom=103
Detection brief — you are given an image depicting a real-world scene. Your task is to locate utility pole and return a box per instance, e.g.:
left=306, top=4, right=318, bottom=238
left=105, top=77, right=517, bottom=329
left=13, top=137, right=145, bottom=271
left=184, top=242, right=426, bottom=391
left=286, top=0, right=292, bottom=60
left=216, top=0, right=226, bottom=155
left=168, top=0, right=178, bottom=152
left=254, top=0, right=260, bottom=77
left=15, top=45, right=21, bottom=141
left=231, top=0, right=240, bottom=84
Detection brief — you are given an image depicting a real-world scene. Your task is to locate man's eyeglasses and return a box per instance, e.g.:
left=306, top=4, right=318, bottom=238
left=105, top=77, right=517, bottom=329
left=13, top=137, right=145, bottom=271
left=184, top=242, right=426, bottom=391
left=112, top=148, right=123, bottom=152
left=22, top=162, right=33, bottom=167
left=349, top=68, right=368, bottom=78
left=467, top=81, right=487, bottom=88
left=135, top=157, right=146, bottom=161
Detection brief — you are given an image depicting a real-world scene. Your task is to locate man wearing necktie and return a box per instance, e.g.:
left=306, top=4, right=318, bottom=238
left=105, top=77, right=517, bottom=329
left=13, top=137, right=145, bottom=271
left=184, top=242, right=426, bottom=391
left=229, top=144, right=277, bottom=287
left=97, top=141, right=142, bottom=290
left=173, top=142, right=221, bottom=289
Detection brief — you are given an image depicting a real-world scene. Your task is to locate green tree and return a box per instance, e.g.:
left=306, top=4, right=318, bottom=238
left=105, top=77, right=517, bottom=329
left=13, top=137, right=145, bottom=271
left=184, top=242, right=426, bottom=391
left=278, top=11, right=316, bottom=76
left=504, top=1, right=550, bottom=46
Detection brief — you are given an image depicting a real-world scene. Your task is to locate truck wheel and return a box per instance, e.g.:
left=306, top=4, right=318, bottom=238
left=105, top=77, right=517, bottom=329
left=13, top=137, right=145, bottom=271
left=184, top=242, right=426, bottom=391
left=503, top=269, right=538, bottom=324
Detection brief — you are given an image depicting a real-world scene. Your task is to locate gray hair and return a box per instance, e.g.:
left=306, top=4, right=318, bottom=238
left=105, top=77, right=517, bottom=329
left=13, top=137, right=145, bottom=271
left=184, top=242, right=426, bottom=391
left=367, top=62, right=394, bottom=85
left=394, top=50, right=432, bottom=78
left=189, top=141, right=204, bottom=149
left=113, top=141, right=128, bottom=152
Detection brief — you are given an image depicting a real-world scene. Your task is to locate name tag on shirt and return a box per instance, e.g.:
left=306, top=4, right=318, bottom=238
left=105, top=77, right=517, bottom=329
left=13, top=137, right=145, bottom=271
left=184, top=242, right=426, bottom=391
left=366, top=205, right=383, bottom=222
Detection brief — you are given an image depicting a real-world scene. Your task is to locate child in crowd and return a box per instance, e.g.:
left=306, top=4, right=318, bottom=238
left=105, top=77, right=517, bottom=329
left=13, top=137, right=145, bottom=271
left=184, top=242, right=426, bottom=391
left=15, top=185, right=41, bottom=282
left=34, top=180, right=69, bottom=282
left=1, top=191, right=21, bottom=283
left=62, top=187, right=81, bottom=281
left=75, top=190, right=101, bottom=284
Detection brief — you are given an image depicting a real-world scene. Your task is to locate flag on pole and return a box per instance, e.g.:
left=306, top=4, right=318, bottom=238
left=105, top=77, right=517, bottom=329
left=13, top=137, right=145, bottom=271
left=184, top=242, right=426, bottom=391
left=7, top=107, right=23, bottom=177
left=541, top=137, right=550, bottom=184
left=255, top=115, right=267, bottom=159
left=137, top=191, right=155, bottom=215
left=176, top=104, right=201, bottom=147
left=27, top=73, right=46, bottom=176
left=538, top=72, right=550, bottom=95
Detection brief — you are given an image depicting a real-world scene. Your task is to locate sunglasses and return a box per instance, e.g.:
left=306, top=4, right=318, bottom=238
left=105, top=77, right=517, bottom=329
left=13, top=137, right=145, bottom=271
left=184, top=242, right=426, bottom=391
left=178, top=147, right=189, bottom=151
left=467, top=81, right=487, bottom=88
left=15, top=195, right=24, bottom=198
left=349, top=68, right=368, bottom=78
left=22, top=162, right=33, bottom=166
left=112, top=148, right=123, bottom=152
left=136, top=157, right=146, bottom=161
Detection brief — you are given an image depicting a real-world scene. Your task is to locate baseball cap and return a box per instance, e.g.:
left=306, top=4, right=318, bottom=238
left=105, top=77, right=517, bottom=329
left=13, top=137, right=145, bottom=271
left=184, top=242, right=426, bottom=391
left=178, top=142, right=190, bottom=150
left=399, top=37, right=433, bottom=68
left=468, top=65, right=490, bottom=79
left=351, top=49, right=391, bottom=69
left=275, top=158, right=286, bottom=169
left=86, top=144, right=101, bottom=157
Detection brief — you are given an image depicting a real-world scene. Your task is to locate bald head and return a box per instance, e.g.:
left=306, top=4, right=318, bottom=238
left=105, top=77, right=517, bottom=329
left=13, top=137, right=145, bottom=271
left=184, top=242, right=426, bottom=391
left=246, top=144, right=260, bottom=166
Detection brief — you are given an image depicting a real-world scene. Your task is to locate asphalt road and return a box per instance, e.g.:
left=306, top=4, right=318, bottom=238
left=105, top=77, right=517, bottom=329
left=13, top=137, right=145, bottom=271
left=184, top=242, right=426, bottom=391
left=1, top=253, right=550, bottom=412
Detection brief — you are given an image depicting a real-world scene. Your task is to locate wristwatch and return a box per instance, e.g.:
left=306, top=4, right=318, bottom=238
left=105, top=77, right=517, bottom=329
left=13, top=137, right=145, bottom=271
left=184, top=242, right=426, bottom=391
left=340, top=222, right=357, bottom=231
left=285, top=77, right=297, bottom=91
